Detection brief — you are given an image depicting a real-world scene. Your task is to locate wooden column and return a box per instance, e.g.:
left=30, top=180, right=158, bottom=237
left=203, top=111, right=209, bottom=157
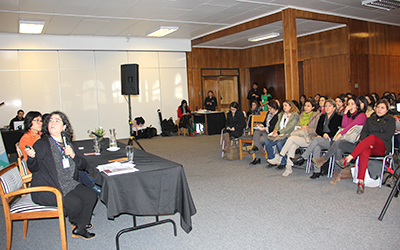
left=282, top=8, right=299, bottom=101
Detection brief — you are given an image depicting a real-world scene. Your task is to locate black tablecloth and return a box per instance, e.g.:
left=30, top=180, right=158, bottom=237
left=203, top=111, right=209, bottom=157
left=75, top=139, right=196, bottom=233
left=1, top=130, right=24, bottom=154
left=193, top=112, right=226, bottom=135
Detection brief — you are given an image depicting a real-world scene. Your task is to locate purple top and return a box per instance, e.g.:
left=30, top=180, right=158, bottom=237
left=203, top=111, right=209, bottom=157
left=340, top=111, right=367, bottom=135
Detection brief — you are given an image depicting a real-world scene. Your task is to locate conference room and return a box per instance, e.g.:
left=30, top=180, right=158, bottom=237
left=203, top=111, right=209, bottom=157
left=1, top=0, right=400, bottom=249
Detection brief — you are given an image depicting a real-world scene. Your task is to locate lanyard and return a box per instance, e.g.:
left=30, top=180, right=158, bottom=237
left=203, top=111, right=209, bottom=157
left=50, top=136, right=65, bottom=157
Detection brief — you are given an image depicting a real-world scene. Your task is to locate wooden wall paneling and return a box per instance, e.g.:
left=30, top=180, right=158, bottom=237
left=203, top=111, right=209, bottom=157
left=388, top=25, right=400, bottom=56
left=202, top=69, right=220, bottom=76
left=348, top=19, right=369, bottom=55
left=282, top=8, right=299, bottom=101
left=220, top=49, right=241, bottom=68
left=241, top=68, right=250, bottom=112
left=189, top=68, right=202, bottom=109
left=220, top=69, right=239, bottom=76
left=309, top=55, right=350, bottom=98
left=186, top=51, right=192, bottom=69
left=368, top=55, right=391, bottom=95
left=242, top=42, right=284, bottom=68
left=302, top=59, right=312, bottom=98
left=294, top=9, right=348, bottom=24
left=350, top=54, right=369, bottom=96
left=389, top=56, right=400, bottom=94
left=368, top=23, right=390, bottom=56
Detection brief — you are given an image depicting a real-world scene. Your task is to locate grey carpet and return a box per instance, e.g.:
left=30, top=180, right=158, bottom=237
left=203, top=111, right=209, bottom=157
left=1, top=135, right=399, bottom=250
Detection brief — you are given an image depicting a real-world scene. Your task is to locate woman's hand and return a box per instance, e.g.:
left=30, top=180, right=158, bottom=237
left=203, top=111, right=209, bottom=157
left=334, top=133, right=342, bottom=141
left=64, top=145, right=76, bottom=159
left=25, top=147, right=36, bottom=158
left=323, top=133, right=330, bottom=139
left=272, top=130, right=279, bottom=137
left=230, top=127, right=235, bottom=131
left=301, top=126, right=308, bottom=130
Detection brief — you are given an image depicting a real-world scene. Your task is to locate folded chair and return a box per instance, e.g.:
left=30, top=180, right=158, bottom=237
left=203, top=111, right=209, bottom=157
left=0, top=163, right=67, bottom=250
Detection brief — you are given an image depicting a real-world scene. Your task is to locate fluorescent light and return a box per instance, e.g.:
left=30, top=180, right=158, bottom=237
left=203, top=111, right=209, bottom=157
left=147, top=26, right=178, bottom=37
left=248, top=33, right=280, bottom=42
left=362, top=0, right=400, bottom=11
left=19, top=20, right=45, bottom=34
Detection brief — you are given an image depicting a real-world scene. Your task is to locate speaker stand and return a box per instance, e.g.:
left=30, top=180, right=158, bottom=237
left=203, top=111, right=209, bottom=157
left=127, top=94, right=145, bottom=151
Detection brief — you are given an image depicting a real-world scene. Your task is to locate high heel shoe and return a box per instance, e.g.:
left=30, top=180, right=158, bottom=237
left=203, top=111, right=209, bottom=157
left=310, top=173, right=321, bottom=179
left=357, top=180, right=365, bottom=194
left=290, top=156, right=305, bottom=166
left=336, top=158, right=350, bottom=169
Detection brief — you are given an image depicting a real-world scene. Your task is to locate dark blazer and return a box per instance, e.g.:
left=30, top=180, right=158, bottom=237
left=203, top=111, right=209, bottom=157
left=360, top=113, right=395, bottom=153
left=204, top=96, right=217, bottom=111
left=226, top=110, right=246, bottom=138
left=27, top=136, right=101, bottom=206
left=316, top=112, right=342, bottom=138
left=262, top=112, right=279, bottom=133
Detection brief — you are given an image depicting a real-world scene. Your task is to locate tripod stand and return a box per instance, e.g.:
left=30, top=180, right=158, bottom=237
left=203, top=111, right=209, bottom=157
left=127, top=94, right=145, bottom=151
left=378, top=164, right=400, bottom=220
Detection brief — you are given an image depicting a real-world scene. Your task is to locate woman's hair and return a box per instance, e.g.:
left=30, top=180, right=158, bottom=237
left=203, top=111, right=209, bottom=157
left=304, top=100, right=317, bottom=111
left=357, top=96, right=369, bottom=113
left=180, top=99, right=189, bottom=113
left=371, top=92, right=379, bottom=102
left=251, top=100, right=259, bottom=109
left=268, top=99, right=279, bottom=111
left=42, top=111, right=74, bottom=141
left=230, top=101, right=240, bottom=110
left=23, top=111, right=42, bottom=132
left=346, top=97, right=365, bottom=120
left=376, top=98, right=390, bottom=111
left=292, top=100, right=300, bottom=110
left=324, top=99, right=336, bottom=108
left=262, top=87, right=268, bottom=94
left=283, top=100, right=300, bottom=114
left=299, top=94, right=306, bottom=103
left=135, top=117, right=145, bottom=126
left=336, top=94, right=346, bottom=104
left=365, top=94, right=375, bottom=107
left=208, top=90, right=213, bottom=95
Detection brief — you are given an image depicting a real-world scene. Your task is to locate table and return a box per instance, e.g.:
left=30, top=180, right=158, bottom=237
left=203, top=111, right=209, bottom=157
left=192, top=111, right=226, bottom=135
left=0, top=130, right=24, bottom=155
left=75, top=139, right=196, bottom=249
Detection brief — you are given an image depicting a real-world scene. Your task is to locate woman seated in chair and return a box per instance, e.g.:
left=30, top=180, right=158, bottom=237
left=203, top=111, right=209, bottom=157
left=263, top=101, right=300, bottom=170
left=268, top=100, right=320, bottom=176
left=222, top=101, right=246, bottom=153
left=249, top=100, right=280, bottom=165
left=337, top=99, right=395, bottom=194
left=312, top=96, right=368, bottom=184
left=19, top=111, right=42, bottom=162
left=177, top=99, right=194, bottom=136
left=26, top=111, right=98, bottom=239
left=291, top=99, right=342, bottom=179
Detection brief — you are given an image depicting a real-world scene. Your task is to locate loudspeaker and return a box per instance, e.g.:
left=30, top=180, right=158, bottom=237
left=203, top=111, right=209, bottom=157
left=121, top=64, right=139, bottom=95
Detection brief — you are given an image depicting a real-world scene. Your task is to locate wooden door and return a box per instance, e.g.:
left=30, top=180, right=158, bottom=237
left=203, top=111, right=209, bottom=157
left=202, top=77, right=220, bottom=110
left=219, top=76, right=238, bottom=113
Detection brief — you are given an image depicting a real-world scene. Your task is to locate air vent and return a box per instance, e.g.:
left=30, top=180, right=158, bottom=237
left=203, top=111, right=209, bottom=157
left=362, top=0, right=400, bottom=11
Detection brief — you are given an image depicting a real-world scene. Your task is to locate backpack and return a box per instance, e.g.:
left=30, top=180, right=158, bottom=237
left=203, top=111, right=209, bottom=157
left=135, top=126, right=158, bottom=139
left=161, top=118, right=178, bottom=136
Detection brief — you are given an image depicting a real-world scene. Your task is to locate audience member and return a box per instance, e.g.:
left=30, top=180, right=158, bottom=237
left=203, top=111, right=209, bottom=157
left=204, top=90, right=217, bottom=111
left=299, top=95, right=306, bottom=112
left=271, top=100, right=320, bottom=177
left=260, top=87, right=272, bottom=111
left=318, top=96, right=327, bottom=114
left=26, top=111, right=99, bottom=239
left=178, top=100, right=194, bottom=136
left=9, top=109, right=25, bottom=130
left=247, top=82, right=261, bottom=105
left=337, top=99, right=395, bottom=194
left=222, top=102, right=246, bottom=153
left=371, top=92, right=379, bottom=103
left=19, top=111, right=42, bottom=162
left=291, top=99, right=342, bottom=179
left=335, top=94, right=346, bottom=115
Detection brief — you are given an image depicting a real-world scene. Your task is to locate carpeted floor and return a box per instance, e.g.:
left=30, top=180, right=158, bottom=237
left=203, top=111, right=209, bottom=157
left=1, top=134, right=399, bottom=250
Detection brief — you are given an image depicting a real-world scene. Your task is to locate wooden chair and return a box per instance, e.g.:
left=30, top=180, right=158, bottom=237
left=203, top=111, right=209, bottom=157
left=0, top=162, right=67, bottom=250
left=15, top=143, right=32, bottom=187
left=176, top=119, right=188, bottom=136
left=239, top=112, right=269, bottom=160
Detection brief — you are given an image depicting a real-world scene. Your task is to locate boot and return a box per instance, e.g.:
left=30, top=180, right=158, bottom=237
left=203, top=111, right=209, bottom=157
left=249, top=158, right=261, bottom=165
left=282, top=166, right=293, bottom=177
left=312, top=156, right=326, bottom=169
left=267, top=154, right=283, bottom=165
left=291, top=156, right=305, bottom=166
left=330, top=172, right=341, bottom=185
left=72, top=226, right=96, bottom=240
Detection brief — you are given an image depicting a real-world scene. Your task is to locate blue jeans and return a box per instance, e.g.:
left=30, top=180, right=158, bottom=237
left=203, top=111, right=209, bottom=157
left=264, top=137, right=288, bottom=165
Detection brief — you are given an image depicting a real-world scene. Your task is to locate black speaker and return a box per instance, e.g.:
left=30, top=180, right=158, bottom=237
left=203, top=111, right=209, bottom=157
left=121, top=64, right=139, bottom=95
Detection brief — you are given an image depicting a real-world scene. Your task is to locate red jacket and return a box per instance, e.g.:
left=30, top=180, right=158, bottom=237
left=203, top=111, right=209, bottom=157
left=177, top=105, right=191, bottom=119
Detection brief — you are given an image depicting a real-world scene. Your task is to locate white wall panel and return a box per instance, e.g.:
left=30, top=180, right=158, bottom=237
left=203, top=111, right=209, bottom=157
left=59, top=51, right=95, bottom=69
left=60, top=69, right=98, bottom=140
left=0, top=51, right=18, bottom=70
left=20, top=70, right=61, bottom=113
left=0, top=71, right=21, bottom=127
left=95, top=51, right=128, bottom=70
left=128, top=52, right=159, bottom=68
left=130, top=68, right=162, bottom=132
left=159, top=52, right=187, bottom=68
left=159, top=68, right=188, bottom=121
left=19, top=51, right=58, bottom=70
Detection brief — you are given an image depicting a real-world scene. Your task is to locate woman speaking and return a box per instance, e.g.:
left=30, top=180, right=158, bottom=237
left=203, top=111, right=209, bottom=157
left=26, top=111, right=98, bottom=239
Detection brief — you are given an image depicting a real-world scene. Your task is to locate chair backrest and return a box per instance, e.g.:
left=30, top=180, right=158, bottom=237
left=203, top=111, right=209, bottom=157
left=16, top=142, right=23, bottom=158
left=251, top=112, right=268, bottom=134
left=0, top=163, right=23, bottom=198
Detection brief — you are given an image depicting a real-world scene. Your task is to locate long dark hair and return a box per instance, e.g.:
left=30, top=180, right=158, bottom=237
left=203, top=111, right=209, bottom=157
left=42, top=111, right=74, bottom=141
left=23, top=111, right=42, bottom=133
left=179, top=100, right=190, bottom=113
left=346, top=97, right=364, bottom=120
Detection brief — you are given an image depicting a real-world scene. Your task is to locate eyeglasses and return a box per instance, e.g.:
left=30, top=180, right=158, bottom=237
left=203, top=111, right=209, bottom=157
left=33, top=119, right=42, bottom=123
left=49, top=118, right=62, bottom=124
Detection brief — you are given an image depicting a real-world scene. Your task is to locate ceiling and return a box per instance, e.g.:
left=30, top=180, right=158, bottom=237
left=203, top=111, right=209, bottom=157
left=0, top=0, right=399, bottom=49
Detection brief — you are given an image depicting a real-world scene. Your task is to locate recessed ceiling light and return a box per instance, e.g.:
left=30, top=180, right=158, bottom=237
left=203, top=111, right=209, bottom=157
left=248, top=33, right=280, bottom=42
left=147, top=26, right=179, bottom=37
left=361, top=0, right=400, bottom=11
left=19, top=20, right=45, bottom=34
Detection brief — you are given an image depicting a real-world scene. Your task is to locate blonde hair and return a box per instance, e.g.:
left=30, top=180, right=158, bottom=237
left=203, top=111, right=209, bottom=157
left=283, top=100, right=300, bottom=114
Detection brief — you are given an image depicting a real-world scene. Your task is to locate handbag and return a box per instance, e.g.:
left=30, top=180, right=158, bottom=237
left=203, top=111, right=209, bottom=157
left=337, top=125, right=363, bottom=143
left=290, top=128, right=311, bottom=143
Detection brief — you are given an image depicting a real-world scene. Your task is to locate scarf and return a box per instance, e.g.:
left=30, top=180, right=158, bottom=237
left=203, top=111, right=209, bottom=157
left=300, top=111, right=313, bottom=127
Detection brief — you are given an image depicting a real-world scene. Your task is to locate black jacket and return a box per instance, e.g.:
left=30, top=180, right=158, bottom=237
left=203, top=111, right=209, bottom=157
left=27, top=136, right=101, bottom=206
left=316, top=113, right=342, bottom=138
left=262, top=112, right=279, bottom=134
left=204, top=96, right=217, bottom=111
left=360, top=113, right=396, bottom=153
left=226, top=110, right=246, bottom=138
left=247, top=88, right=261, bottom=103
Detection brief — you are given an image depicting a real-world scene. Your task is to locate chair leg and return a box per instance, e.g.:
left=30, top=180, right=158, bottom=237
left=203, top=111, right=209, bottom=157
left=239, top=140, right=243, bottom=160
left=6, top=216, right=12, bottom=250
left=59, top=215, right=67, bottom=250
left=23, top=219, right=28, bottom=238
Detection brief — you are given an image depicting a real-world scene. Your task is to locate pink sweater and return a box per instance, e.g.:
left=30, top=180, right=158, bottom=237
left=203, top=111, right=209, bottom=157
left=340, top=112, right=367, bottom=135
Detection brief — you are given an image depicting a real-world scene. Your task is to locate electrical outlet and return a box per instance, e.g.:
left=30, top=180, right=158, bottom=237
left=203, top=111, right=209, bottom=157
left=354, top=83, right=358, bottom=88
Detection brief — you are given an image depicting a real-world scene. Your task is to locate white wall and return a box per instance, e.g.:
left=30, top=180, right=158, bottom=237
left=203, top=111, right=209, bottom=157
left=0, top=34, right=190, bottom=140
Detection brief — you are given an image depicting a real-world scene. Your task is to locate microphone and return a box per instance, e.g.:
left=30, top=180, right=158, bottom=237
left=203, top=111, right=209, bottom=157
left=0, top=102, right=4, bottom=107
left=87, top=130, right=102, bottom=138
left=61, top=131, right=69, bottom=158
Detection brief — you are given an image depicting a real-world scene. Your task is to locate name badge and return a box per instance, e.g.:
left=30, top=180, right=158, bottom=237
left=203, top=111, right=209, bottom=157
left=62, top=158, right=70, bottom=169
